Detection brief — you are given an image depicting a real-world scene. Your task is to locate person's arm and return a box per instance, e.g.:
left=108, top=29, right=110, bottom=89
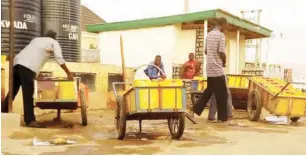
left=179, top=63, right=187, bottom=79
left=218, top=33, right=226, bottom=67
left=195, top=60, right=203, bottom=75
left=160, top=63, right=166, bottom=79
left=53, top=41, right=73, bottom=79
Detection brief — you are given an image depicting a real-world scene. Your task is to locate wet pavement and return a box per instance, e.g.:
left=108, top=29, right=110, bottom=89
left=2, top=109, right=306, bottom=155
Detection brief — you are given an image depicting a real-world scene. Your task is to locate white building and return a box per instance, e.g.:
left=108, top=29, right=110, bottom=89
left=87, top=9, right=272, bottom=78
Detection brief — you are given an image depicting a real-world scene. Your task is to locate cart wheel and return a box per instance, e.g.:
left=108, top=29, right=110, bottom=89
left=80, top=89, right=88, bottom=126
left=247, top=89, right=263, bottom=121
left=168, top=113, right=185, bottom=139
left=290, top=117, right=300, bottom=122
left=115, top=96, right=126, bottom=140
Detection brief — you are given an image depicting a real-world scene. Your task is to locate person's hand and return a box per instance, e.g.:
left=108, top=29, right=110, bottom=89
left=67, top=73, right=74, bottom=80
left=160, top=75, right=166, bottom=79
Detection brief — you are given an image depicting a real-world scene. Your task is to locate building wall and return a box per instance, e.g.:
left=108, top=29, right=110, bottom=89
left=173, top=24, right=197, bottom=64
left=81, top=31, right=101, bottom=63
left=99, top=25, right=177, bottom=79
left=2, top=61, right=134, bottom=115
left=81, top=31, right=100, bottom=49
left=225, top=31, right=246, bottom=74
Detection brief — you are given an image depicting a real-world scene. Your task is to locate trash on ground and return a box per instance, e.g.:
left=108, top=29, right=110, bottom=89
left=265, top=116, right=288, bottom=124
left=33, top=137, right=51, bottom=146
left=32, top=137, right=76, bottom=146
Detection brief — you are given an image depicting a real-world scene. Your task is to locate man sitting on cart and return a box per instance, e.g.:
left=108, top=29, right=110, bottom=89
left=144, top=55, right=166, bottom=80
left=1, top=30, right=73, bottom=128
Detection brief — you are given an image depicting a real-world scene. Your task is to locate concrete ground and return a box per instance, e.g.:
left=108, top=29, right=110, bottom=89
left=2, top=109, right=306, bottom=155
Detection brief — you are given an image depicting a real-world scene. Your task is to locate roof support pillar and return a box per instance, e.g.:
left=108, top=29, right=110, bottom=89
left=236, top=29, right=240, bottom=74
left=202, top=20, right=208, bottom=77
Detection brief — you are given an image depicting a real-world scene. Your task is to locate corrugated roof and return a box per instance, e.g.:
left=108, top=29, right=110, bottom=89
left=81, top=5, right=106, bottom=31
left=86, top=9, right=272, bottom=38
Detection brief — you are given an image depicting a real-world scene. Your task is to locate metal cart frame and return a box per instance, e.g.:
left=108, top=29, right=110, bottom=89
left=113, top=64, right=186, bottom=140
left=34, top=77, right=88, bottom=126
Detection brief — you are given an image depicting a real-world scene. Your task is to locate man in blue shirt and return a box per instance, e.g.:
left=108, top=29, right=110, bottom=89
left=144, top=55, right=166, bottom=79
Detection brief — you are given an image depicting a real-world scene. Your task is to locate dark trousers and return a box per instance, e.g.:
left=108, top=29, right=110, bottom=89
left=2, top=65, right=36, bottom=124
left=193, top=75, right=228, bottom=121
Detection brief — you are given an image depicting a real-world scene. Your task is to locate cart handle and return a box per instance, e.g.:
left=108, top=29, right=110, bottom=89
left=133, top=64, right=165, bottom=80
left=272, top=82, right=291, bottom=100
left=112, top=82, right=133, bottom=97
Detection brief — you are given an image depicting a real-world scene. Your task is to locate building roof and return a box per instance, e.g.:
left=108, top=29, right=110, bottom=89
left=81, top=5, right=106, bottom=31
left=86, top=9, right=272, bottom=38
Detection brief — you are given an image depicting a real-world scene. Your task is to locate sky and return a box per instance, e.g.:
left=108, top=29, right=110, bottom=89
left=81, top=0, right=306, bottom=79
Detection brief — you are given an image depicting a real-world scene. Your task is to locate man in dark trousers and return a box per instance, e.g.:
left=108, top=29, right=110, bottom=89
left=1, top=30, right=73, bottom=128
left=193, top=17, right=231, bottom=124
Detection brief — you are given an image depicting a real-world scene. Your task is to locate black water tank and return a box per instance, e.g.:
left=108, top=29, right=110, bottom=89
left=42, top=0, right=81, bottom=62
left=1, top=0, right=41, bottom=55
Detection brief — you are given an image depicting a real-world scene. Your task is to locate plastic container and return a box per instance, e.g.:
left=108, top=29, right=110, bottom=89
left=191, top=76, right=207, bottom=92
left=128, top=79, right=186, bottom=112
left=133, top=80, right=159, bottom=110
left=57, top=81, right=77, bottom=100
left=227, top=75, right=249, bottom=88
left=158, top=79, right=184, bottom=109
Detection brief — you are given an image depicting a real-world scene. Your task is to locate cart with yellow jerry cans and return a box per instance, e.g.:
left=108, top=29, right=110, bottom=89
left=247, top=77, right=306, bottom=124
left=34, top=77, right=88, bottom=126
left=113, top=64, right=187, bottom=140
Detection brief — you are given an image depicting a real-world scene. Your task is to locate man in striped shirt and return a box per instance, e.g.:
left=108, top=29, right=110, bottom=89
left=193, top=17, right=230, bottom=122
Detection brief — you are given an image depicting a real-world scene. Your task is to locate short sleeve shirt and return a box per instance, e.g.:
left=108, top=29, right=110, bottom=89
left=205, top=28, right=226, bottom=77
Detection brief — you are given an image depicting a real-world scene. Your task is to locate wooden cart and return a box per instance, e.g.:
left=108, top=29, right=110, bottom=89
left=190, top=74, right=252, bottom=110
left=34, top=77, right=88, bottom=126
left=247, top=77, right=306, bottom=124
left=113, top=65, right=187, bottom=140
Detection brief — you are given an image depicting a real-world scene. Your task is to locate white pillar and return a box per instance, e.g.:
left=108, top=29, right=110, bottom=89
left=184, top=0, right=189, bottom=13
left=236, top=29, right=240, bottom=74
left=203, top=20, right=208, bottom=77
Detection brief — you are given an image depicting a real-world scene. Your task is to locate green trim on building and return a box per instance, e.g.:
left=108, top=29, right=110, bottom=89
left=86, top=9, right=272, bottom=37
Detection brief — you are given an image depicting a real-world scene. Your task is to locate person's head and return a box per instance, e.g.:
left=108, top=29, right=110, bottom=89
left=216, top=17, right=228, bottom=32
left=154, top=55, right=162, bottom=66
left=45, top=30, right=57, bottom=39
left=188, top=53, right=195, bottom=61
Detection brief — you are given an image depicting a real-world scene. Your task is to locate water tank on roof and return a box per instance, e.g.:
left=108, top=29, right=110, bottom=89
left=42, top=0, right=81, bottom=62
left=1, top=0, right=41, bottom=55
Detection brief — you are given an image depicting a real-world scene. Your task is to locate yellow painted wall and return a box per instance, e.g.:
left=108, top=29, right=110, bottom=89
left=1, top=61, right=134, bottom=115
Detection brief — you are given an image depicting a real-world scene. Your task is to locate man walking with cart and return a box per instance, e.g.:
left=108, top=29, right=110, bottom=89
left=1, top=30, right=73, bottom=128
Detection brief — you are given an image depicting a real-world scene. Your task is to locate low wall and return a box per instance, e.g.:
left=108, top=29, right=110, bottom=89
left=1, top=61, right=134, bottom=115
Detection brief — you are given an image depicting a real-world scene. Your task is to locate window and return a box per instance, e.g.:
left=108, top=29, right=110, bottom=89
left=72, top=72, right=96, bottom=92
left=108, top=73, right=124, bottom=91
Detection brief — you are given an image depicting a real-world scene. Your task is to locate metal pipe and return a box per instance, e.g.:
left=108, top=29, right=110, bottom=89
left=133, top=64, right=165, bottom=80
left=112, top=82, right=133, bottom=97
left=8, top=0, right=15, bottom=112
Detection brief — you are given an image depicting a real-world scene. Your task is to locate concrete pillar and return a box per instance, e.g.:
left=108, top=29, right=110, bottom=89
left=236, top=29, right=240, bottom=74
left=202, top=20, right=208, bottom=77
left=256, top=38, right=261, bottom=68
left=184, top=0, right=189, bottom=13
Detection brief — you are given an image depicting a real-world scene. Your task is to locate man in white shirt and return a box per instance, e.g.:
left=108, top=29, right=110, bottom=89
left=1, top=30, right=73, bottom=128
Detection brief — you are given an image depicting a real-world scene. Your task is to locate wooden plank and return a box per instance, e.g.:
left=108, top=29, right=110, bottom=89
left=186, top=113, right=197, bottom=124
left=120, top=35, right=127, bottom=90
